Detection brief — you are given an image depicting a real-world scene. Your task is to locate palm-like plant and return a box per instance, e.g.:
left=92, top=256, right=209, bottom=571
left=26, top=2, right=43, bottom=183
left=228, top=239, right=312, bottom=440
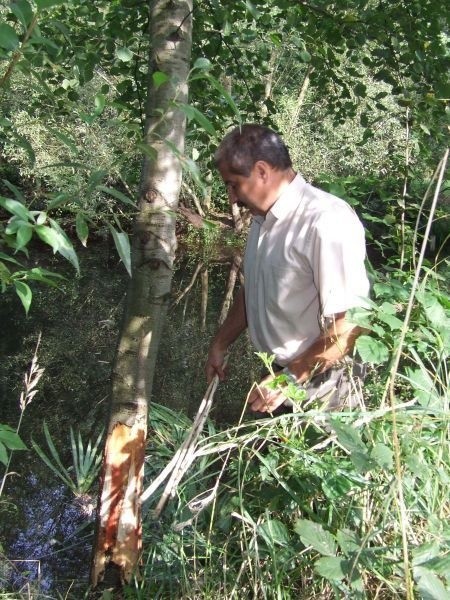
left=32, top=422, right=103, bottom=496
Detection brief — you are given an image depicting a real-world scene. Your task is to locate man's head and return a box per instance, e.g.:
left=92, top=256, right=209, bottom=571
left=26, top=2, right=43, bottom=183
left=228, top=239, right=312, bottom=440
left=214, top=124, right=292, bottom=176
left=215, top=124, right=294, bottom=216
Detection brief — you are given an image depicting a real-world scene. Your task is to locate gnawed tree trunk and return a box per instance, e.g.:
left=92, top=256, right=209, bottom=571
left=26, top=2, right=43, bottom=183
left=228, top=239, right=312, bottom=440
left=90, top=0, right=193, bottom=589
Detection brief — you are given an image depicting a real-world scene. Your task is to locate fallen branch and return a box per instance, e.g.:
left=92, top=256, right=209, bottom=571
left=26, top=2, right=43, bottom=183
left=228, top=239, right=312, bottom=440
left=142, top=356, right=228, bottom=515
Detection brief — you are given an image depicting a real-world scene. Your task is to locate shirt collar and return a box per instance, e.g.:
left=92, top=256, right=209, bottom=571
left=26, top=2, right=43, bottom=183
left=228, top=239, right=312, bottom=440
left=262, top=173, right=306, bottom=227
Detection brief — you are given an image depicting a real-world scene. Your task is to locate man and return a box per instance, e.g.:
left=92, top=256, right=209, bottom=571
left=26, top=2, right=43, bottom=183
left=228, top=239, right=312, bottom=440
left=205, top=124, right=370, bottom=414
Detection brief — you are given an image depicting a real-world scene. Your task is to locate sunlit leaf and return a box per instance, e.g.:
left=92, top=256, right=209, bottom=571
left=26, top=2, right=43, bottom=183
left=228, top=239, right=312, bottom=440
left=314, top=556, right=348, bottom=581
left=356, top=335, right=390, bottom=364
left=14, top=280, right=32, bottom=314
left=109, top=225, right=131, bottom=277
left=152, top=71, right=169, bottom=88
left=294, top=519, right=337, bottom=556
left=299, top=50, right=311, bottom=63
left=94, top=93, right=105, bottom=114
left=115, top=46, right=133, bottom=62
left=258, top=519, right=289, bottom=547
left=16, top=223, right=33, bottom=251
left=413, top=566, right=450, bottom=600
left=76, top=213, right=89, bottom=247
left=245, top=0, right=260, bottom=19
left=0, top=197, right=30, bottom=221
left=193, top=57, right=212, bottom=70
left=48, top=219, right=79, bottom=272
left=370, top=442, right=393, bottom=470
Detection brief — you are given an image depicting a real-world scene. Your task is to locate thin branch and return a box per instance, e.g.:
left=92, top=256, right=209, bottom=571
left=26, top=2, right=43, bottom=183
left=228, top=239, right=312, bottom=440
left=0, top=14, right=39, bottom=90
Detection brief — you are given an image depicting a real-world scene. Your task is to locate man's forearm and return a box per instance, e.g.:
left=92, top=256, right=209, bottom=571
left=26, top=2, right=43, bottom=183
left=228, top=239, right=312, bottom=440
left=288, top=312, right=361, bottom=383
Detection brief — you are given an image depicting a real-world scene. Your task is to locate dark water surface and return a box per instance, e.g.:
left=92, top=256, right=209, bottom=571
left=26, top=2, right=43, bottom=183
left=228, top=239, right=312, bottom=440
left=0, top=242, right=256, bottom=597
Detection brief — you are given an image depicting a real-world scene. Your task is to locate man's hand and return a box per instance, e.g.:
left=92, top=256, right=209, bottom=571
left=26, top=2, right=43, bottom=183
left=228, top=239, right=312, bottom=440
left=205, top=342, right=228, bottom=383
left=247, top=373, right=288, bottom=413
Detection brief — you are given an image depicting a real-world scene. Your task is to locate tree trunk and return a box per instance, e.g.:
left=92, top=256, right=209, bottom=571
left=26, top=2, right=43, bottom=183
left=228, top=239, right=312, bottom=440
left=90, top=0, right=193, bottom=589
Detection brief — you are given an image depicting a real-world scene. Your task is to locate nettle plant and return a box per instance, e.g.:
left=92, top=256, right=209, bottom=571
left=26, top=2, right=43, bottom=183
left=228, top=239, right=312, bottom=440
left=349, top=267, right=449, bottom=408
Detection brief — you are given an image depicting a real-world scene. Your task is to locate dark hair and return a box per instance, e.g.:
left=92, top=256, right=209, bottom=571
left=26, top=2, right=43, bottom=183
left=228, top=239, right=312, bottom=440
left=214, top=124, right=292, bottom=176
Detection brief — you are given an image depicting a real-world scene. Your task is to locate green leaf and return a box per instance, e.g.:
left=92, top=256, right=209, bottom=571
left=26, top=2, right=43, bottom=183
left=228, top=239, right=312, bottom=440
left=299, top=50, right=311, bottom=63
left=413, top=566, right=450, bottom=600
left=330, top=420, right=366, bottom=454
left=0, top=197, right=31, bottom=221
left=0, top=24, right=20, bottom=51
left=109, top=225, right=131, bottom=277
left=0, top=252, right=23, bottom=266
left=258, top=519, right=290, bottom=547
left=35, top=224, right=62, bottom=252
left=94, top=93, right=105, bottom=114
left=356, top=335, right=390, bottom=364
left=416, top=291, right=448, bottom=329
left=16, top=223, right=33, bottom=251
left=45, top=126, right=78, bottom=154
left=0, top=425, right=26, bottom=450
left=76, top=213, right=89, bottom=247
left=330, top=420, right=374, bottom=473
left=0, top=442, right=8, bottom=466
left=245, top=0, right=260, bottom=19
left=179, top=104, right=216, bottom=137
left=152, top=71, right=169, bottom=89
left=48, top=219, right=79, bottom=272
left=294, top=519, right=337, bottom=556
left=204, top=74, right=241, bottom=121
left=10, top=1, right=34, bottom=29
left=97, top=185, right=137, bottom=208
left=377, top=311, right=403, bottom=330
left=2, top=180, right=26, bottom=203
left=370, top=442, right=393, bottom=470
left=314, top=556, right=348, bottom=581
left=193, top=57, right=212, bottom=71
left=354, top=82, right=367, bottom=97
left=14, top=280, right=32, bottom=314
left=115, top=46, right=133, bottom=62
left=336, top=529, right=361, bottom=555
left=13, top=132, right=35, bottom=164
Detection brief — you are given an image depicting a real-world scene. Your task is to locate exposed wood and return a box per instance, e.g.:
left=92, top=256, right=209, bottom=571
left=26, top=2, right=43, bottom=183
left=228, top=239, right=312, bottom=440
left=90, top=0, right=193, bottom=589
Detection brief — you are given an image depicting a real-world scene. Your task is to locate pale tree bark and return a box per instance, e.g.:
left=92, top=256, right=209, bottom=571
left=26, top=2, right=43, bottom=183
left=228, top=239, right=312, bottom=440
left=90, top=0, right=193, bottom=589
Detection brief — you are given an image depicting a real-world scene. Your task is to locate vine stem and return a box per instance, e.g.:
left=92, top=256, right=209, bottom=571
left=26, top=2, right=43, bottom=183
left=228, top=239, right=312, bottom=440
left=0, top=13, right=39, bottom=90
left=387, top=148, right=449, bottom=600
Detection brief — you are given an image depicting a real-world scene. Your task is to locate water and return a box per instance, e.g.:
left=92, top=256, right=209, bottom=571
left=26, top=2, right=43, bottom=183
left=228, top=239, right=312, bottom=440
left=0, top=243, right=257, bottom=597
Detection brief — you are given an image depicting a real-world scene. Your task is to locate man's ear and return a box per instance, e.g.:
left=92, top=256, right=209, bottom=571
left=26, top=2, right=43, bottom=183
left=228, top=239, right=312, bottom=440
left=254, top=160, right=271, bottom=182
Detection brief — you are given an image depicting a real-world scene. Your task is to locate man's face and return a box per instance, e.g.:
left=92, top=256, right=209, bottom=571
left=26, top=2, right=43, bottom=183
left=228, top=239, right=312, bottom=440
left=218, top=163, right=267, bottom=216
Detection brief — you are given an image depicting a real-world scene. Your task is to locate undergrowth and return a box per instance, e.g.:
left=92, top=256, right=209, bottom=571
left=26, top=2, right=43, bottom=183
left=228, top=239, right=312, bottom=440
left=133, top=391, right=449, bottom=597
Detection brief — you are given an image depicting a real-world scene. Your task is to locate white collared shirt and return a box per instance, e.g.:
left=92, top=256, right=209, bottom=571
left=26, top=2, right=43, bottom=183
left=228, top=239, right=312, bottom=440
left=243, top=174, right=370, bottom=366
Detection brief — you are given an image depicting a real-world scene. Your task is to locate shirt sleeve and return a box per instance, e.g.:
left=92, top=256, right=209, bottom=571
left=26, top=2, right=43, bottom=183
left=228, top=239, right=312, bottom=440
left=309, top=207, right=370, bottom=318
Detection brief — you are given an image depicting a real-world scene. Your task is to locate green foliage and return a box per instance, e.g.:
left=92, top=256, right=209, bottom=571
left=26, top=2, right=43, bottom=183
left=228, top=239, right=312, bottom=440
left=349, top=268, right=449, bottom=409
left=31, top=421, right=103, bottom=497
left=0, top=424, right=26, bottom=466
left=134, top=396, right=450, bottom=599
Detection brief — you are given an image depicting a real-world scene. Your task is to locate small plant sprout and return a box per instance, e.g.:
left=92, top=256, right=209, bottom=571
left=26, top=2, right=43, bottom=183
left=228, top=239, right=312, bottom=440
left=255, top=352, right=307, bottom=409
